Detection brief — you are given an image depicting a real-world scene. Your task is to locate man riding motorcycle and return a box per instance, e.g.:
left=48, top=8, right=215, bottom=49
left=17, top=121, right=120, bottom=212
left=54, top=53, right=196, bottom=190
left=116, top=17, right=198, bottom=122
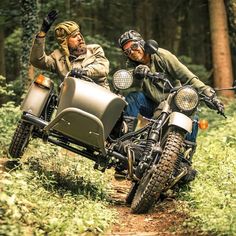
left=117, top=30, right=224, bottom=183
left=118, top=30, right=224, bottom=138
left=30, top=10, right=109, bottom=89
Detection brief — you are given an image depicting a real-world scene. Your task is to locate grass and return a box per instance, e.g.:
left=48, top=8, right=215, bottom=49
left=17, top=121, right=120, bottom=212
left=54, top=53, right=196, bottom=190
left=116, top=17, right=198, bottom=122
left=179, top=101, right=236, bottom=235
left=0, top=119, right=117, bottom=236
left=1, top=100, right=236, bottom=235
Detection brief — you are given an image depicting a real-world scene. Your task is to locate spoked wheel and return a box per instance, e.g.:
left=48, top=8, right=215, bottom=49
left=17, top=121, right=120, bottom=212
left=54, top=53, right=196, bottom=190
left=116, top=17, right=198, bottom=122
left=131, top=131, right=184, bottom=214
left=8, top=121, right=33, bottom=159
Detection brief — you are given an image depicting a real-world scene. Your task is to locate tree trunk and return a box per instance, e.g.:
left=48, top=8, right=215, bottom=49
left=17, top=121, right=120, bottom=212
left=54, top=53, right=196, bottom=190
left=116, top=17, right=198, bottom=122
left=0, top=28, right=6, bottom=77
left=208, top=0, right=234, bottom=98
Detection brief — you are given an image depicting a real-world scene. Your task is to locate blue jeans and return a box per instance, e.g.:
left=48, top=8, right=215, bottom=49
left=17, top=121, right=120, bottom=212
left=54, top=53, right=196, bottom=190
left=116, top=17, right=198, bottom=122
left=185, top=115, right=198, bottom=143
left=124, top=91, right=198, bottom=142
left=124, top=92, right=156, bottom=118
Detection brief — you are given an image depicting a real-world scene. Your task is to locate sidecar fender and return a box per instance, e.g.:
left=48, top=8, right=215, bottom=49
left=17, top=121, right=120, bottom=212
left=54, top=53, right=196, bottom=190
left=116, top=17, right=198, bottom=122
left=168, top=112, right=192, bottom=133
left=21, top=77, right=53, bottom=117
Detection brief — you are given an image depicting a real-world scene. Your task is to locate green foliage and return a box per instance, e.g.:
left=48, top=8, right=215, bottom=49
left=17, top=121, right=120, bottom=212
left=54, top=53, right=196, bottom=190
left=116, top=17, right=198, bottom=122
left=20, top=0, right=38, bottom=88
left=178, top=55, right=212, bottom=85
left=0, top=164, right=116, bottom=235
left=0, top=73, right=24, bottom=106
left=179, top=100, right=236, bottom=235
left=0, top=102, right=20, bottom=156
left=5, top=28, right=23, bottom=56
left=226, top=0, right=236, bottom=48
left=0, top=103, right=116, bottom=235
left=25, top=141, right=113, bottom=200
left=5, top=28, right=23, bottom=84
left=0, top=76, right=15, bottom=98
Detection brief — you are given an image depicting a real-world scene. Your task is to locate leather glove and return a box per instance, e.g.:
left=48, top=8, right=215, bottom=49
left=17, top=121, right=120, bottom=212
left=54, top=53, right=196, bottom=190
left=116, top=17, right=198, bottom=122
left=212, top=97, right=225, bottom=115
left=133, top=65, right=150, bottom=80
left=203, top=87, right=225, bottom=114
left=69, top=68, right=87, bottom=78
left=40, top=10, right=58, bottom=33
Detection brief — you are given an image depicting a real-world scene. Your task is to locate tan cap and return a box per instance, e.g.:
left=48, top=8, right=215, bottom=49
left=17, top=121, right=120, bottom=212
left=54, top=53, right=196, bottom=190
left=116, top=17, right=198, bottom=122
left=54, top=21, right=80, bottom=56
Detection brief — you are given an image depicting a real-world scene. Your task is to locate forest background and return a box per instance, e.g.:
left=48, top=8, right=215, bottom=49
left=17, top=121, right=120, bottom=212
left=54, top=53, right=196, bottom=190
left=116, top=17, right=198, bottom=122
left=0, top=1, right=236, bottom=235
left=0, top=0, right=235, bottom=105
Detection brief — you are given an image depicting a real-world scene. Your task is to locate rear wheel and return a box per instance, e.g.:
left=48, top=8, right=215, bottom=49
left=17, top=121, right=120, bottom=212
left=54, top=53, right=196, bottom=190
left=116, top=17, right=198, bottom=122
left=131, top=131, right=184, bottom=214
left=8, top=121, right=32, bottom=159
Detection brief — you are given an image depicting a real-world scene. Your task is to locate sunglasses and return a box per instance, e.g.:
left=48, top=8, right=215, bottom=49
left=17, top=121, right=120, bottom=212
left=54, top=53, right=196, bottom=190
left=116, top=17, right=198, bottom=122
left=123, top=42, right=140, bottom=56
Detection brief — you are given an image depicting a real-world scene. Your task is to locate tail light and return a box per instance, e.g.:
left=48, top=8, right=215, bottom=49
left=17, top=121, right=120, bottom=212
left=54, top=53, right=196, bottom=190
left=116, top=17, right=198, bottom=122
left=35, top=74, right=52, bottom=89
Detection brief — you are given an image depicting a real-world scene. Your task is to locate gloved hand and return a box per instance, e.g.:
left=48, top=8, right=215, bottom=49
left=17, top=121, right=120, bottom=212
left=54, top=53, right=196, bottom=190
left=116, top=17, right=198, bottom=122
left=212, top=96, right=225, bottom=115
left=203, top=87, right=225, bottom=115
left=40, top=10, right=58, bottom=33
left=69, top=68, right=87, bottom=78
left=133, top=65, right=150, bottom=80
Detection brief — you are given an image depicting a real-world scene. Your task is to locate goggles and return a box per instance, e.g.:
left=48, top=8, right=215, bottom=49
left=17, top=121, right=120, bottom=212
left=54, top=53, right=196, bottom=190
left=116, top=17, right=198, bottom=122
left=123, top=42, right=140, bottom=56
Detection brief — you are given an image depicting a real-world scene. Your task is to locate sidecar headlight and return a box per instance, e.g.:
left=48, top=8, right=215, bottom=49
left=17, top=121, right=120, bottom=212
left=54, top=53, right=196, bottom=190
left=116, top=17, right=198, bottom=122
left=112, top=70, right=133, bottom=90
left=174, top=87, right=199, bottom=112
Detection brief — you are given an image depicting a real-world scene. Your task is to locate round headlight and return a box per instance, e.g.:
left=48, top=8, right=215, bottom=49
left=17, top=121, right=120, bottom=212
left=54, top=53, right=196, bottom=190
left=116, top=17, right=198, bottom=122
left=113, top=70, right=133, bottom=90
left=174, top=87, right=199, bottom=112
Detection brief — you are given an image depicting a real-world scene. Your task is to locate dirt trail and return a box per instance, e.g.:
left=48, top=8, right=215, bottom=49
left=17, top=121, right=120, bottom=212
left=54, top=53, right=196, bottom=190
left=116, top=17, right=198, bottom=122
left=105, top=178, right=200, bottom=236
left=0, top=158, right=203, bottom=236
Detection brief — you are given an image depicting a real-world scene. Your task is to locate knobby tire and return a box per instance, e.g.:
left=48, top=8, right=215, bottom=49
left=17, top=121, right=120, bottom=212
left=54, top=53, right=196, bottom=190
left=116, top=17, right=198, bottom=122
left=131, top=131, right=184, bottom=214
left=8, top=121, right=32, bottom=159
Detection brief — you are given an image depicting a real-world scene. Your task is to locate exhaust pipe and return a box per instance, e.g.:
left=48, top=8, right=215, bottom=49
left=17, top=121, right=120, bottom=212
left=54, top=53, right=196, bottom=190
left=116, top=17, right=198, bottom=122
left=21, top=112, right=48, bottom=129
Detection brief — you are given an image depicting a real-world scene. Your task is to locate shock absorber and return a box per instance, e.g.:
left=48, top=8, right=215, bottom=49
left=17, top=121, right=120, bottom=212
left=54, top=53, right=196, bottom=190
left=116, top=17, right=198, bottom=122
left=45, top=94, right=57, bottom=121
left=135, top=113, right=168, bottom=179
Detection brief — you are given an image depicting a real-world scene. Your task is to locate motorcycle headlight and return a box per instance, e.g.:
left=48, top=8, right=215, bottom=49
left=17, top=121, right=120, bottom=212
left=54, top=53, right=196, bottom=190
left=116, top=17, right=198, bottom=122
left=112, top=70, right=133, bottom=90
left=174, top=87, right=199, bottom=112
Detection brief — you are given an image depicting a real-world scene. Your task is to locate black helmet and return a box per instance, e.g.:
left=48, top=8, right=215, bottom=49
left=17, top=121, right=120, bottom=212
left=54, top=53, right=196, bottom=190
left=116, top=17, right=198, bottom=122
left=118, top=30, right=145, bottom=49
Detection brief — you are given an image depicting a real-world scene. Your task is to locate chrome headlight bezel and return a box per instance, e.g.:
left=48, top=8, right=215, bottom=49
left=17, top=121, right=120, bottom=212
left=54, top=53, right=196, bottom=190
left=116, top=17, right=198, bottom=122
left=174, top=86, right=199, bottom=112
left=112, top=70, right=133, bottom=90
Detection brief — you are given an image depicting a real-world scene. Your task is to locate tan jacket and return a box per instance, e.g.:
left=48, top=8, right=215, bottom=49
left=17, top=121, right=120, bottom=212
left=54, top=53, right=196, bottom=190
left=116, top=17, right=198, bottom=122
left=30, top=37, right=110, bottom=88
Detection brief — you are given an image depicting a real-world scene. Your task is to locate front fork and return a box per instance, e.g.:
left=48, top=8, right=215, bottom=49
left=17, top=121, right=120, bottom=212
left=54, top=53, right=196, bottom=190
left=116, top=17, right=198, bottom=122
left=135, top=112, right=168, bottom=179
left=135, top=109, right=194, bottom=179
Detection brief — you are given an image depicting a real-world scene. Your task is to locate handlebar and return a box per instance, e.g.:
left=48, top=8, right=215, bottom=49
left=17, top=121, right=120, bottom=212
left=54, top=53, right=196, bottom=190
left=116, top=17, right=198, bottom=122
left=214, top=87, right=236, bottom=91
left=146, top=72, right=226, bottom=118
left=199, top=93, right=227, bottom=118
left=65, top=71, right=95, bottom=83
left=146, top=72, right=174, bottom=89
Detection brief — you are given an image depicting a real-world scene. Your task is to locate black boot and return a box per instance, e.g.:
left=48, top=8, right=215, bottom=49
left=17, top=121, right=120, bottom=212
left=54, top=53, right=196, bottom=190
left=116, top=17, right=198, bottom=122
left=181, top=166, right=198, bottom=184
left=123, top=116, right=138, bottom=133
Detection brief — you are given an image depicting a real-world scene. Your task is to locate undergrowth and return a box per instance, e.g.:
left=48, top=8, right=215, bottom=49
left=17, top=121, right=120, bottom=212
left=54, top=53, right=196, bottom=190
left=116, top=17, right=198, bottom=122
left=179, top=100, right=236, bottom=236
left=0, top=103, right=116, bottom=235
left=1, top=98, right=236, bottom=235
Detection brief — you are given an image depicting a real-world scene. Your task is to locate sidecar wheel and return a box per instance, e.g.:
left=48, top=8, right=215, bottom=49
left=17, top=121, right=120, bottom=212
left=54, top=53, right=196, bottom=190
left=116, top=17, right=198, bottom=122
left=8, top=121, right=32, bottom=159
left=131, top=131, right=184, bottom=214
left=126, top=182, right=138, bottom=205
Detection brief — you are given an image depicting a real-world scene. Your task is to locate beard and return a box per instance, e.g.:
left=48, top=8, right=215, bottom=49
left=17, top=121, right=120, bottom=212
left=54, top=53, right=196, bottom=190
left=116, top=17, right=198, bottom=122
left=69, top=44, right=87, bottom=57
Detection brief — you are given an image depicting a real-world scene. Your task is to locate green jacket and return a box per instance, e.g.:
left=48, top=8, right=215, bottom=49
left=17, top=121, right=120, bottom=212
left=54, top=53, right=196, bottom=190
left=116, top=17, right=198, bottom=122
left=122, top=48, right=209, bottom=104
left=30, top=37, right=110, bottom=88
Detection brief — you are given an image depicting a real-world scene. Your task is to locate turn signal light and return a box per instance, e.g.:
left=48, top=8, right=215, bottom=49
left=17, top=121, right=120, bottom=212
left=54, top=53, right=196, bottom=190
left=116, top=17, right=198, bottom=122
left=35, top=74, right=52, bottom=88
left=198, top=119, right=208, bottom=130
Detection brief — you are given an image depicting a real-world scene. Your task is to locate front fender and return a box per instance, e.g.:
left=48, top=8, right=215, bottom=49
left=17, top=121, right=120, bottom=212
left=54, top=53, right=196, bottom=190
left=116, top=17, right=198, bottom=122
left=21, top=79, right=53, bottom=117
left=168, top=112, right=192, bottom=133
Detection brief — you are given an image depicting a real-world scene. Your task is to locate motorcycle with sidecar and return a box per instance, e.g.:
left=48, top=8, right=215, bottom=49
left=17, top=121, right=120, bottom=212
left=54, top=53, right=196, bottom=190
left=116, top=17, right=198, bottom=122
left=8, top=41, right=225, bottom=214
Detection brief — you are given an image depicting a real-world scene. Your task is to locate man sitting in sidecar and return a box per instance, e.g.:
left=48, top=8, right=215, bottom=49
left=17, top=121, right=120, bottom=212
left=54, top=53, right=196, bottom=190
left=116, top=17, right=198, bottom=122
left=30, top=10, right=109, bottom=89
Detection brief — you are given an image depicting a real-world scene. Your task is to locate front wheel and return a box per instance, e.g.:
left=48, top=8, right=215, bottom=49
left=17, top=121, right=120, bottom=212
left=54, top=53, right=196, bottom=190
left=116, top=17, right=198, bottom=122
left=131, top=130, right=184, bottom=214
left=8, top=121, right=33, bottom=159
